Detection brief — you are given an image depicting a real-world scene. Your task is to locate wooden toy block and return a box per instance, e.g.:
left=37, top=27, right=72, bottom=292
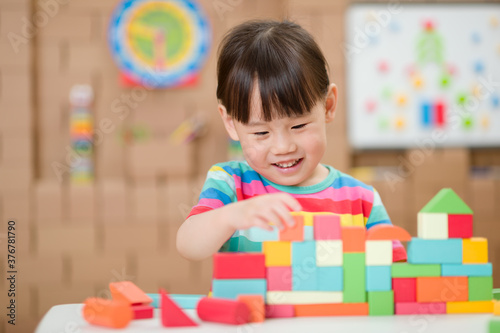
left=366, top=224, right=411, bottom=241
left=160, top=289, right=198, bottom=327
left=82, top=298, right=132, bottom=329
left=212, top=279, right=267, bottom=300
left=109, top=281, right=152, bottom=306
left=391, top=263, right=441, bottom=277
left=446, top=300, right=493, bottom=314
left=407, top=238, right=462, bottom=264
left=291, top=241, right=318, bottom=291
left=416, top=277, right=468, bottom=302
left=237, top=295, right=265, bottom=322
left=265, top=305, right=295, bottom=318
left=317, top=266, right=343, bottom=291
left=366, top=266, right=391, bottom=291
left=393, top=278, right=416, bottom=302
left=420, top=188, right=473, bottom=214
left=490, top=319, right=500, bottom=333
left=213, top=253, right=265, bottom=279
left=262, top=241, right=291, bottom=266
left=495, top=300, right=500, bottom=315
left=448, top=214, right=473, bottom=238
left=366, top=240, right=392, bottom=266
left=368, top=291, right=394, bottom=316
left=197, top=297, right=250, bottom=325
left=344, top=253, right=366, bottom=303
left=280, top=214, right=304, bottom=241
left=340, top=213, right=365, bottom=227
left=292, top=241, right=316, bottom=268
left=146, top=294, right=203, bottom=309
left=247, top=226, right=279, bottom=241
left=463, top=238, right=488, bottom=263
left=441, top=263, right=492, bottom=277
left=313, top=214, right=341, bottom=240
left=395, top=302, right=446, bottom=315
left=469, top=276, right=493, bottom=301
left=267, top=266, right=292, bottom=291
left=294, top=303, right=369, bottom=317
left=341, top=226, right=366, bottom=252
left=266, top=291, right=343, bottom=304
left=293, top=211, right=334, bottom=227
left=304, top=225, right=314, bottom=241
left=316, top=240, right=343, bottom=266
left=132, top=305, right=154, bottom=319
left=417, top=213, right=448, bottom=239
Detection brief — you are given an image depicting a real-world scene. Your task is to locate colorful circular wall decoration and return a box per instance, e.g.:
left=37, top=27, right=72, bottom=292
left=108, top=0, right=211, bottom=88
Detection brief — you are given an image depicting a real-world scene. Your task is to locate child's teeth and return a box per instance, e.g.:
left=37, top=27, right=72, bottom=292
left=276, top=159, right=299, bottom=168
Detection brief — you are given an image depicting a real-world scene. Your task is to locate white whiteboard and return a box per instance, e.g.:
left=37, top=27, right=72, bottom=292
left=346, top=4, right=500, bottom=149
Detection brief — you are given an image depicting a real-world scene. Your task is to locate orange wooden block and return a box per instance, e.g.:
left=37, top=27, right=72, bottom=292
left=82, top=298, right=132, bottom=329
left=366, top=224, right=411, bottom=241
left=279, top=215, right=304, bottom=241
left=416, top=277, right=468, bottom=303
left=341, top=226, right=366, bottom=252
left=237, top=295, right=265, bottom=322
left=294, top=303, right=369, bottom=317
left=110, top=281, right=152, bottom=306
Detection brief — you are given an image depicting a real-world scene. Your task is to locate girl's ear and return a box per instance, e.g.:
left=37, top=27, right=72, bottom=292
left=325, top=83, right=338, bottom=123
left=218, top=104, right=240, bottom=141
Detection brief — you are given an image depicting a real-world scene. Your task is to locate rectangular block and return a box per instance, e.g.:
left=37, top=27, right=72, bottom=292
left=292, top=244, right=318, bottom=291
left=266, top=291, right=343, bottom=305
left=416, top=277, right=468, bottom=303
left=317, top=266, right=343, bottom=291
left=267, top=267, right=292, bottom=291
left=368, top=291, right=394, bottom=316
left=448, top=214, right=473, bottom=238
left=417, top=213, right=448, bottom=239
left=212, top=279, right=266, bottom=300
left=213, top=253, right=265, bottom=279
left=313, top=214, right=341, bottom=240
left=262, top=241, right=291, bottom=266
left=495, top=300, right=500, bottom=315
left=304, top=225, right=314, bottom=241
left=366, top=240, right=392, bottom=266
left=280, top=214, right=304, bottom=241
left=146, top=294, right=203, bottom=309
left=344, top=253, right=366, bottom=303
left=110, top=281, right=152, bottom=305
left=238, top=295, right=265, bottom=322
left=292, top=241, right=316, bottom=268
left=391, top=263, right=441, bottom=277
left=366, top=266, right=391, bottom=291
left=395, top=302, right=446, bottom=315
left=469, top=276, right=493, bottom=301
left=441, top=263, right=493, bottom=277
left=393, top=278, right=416, bottom=303
left=446, top=300, right=493, bottom=313
left=463, top=238, right=488, bottom=264
left=341, top=226, right=365, bottom=252
left=316, top=240, right=342, bottom=266
left=294, top=303, right=368, bottom=317
left=408, top=238, right=462, bottom=264
left=265, top=305, right=295, bottom=318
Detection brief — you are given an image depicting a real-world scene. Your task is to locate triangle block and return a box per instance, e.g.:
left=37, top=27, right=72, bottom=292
left=160, top=289, right=198, bottom=327
left=420, top=188, right=473, bottom=214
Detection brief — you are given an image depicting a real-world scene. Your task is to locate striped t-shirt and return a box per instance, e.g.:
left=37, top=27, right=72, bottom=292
left=188, top=160, right=407, bottom=262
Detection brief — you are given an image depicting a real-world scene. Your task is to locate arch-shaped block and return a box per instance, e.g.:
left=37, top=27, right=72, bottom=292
left=366, top=224, right=411, bottom=241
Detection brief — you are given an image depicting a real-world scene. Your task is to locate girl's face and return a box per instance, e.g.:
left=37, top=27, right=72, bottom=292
left=220, top=83, right=337, bottom=187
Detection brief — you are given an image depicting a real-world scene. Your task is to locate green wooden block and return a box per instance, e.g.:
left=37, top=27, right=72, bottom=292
left=493, top=288, right=500, bottom=301
left=368, top=291, right=394, bottom=316
left=420, top=188, right=472, bottom=214
left=489, top=319, right=500, bottom=333
left=391, top=263, right=441, bottom=277
left=344, top=253, right=366, bottom=303
left=469, top=276, right=493, bottom=301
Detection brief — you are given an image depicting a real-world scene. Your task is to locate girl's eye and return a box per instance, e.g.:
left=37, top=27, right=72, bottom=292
left=254, top=131, right=269, bottom=136
left=292, top=123, right=307, bottom=129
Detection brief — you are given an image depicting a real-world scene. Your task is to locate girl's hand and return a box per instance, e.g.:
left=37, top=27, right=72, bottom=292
left=224, top=193, right=302, bottom=231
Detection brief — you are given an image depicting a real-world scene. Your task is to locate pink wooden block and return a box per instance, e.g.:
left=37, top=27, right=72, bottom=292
left=395, top=302, right=446, bottom=315
left=267, top=267, right=292, bottom=291
left=313, top=215, right=341, bottom=240
left=393, top=278, right=416, bottom=303
left=448, top=214, right=473, bottom=238
left=265, top=305, right=295, bottom=318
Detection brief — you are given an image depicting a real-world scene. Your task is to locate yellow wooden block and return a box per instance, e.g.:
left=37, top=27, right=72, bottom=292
left=463, top=238, right=488, bottom=264
left=494, top=300, right=500, bottom=316
left=446, top=300, right=493, bottom=314
left=262, top=241, right=291, bottom=266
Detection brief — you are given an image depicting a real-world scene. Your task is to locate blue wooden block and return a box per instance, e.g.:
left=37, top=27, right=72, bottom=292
left=441, top=263, right=493, bottom=277
left=408, top=238, right=462, bottom=264
left=317, top=266, right=343, bottom=291
left=245, top=226, right=279, bottom=242
left=291, top=241, right=317, bottom=291
left=304, top=226, right=314, bottom=241
left=292, top=241, right=316, bottom=266
left=366, top=266, right=391, bottom=291
left=212, top=279, right=266, bottom=300
left=146, top=294, right=204, bottom=309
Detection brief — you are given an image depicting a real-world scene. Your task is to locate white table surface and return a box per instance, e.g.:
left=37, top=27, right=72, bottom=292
left=35, top=303, right=495, bottom=333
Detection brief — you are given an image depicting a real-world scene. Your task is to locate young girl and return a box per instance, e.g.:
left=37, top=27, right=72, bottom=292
left=177, top=20, right=407, bottom=262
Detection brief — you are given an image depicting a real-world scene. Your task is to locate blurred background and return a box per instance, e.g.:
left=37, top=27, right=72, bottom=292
left=0, top=0, right=499, bottom=331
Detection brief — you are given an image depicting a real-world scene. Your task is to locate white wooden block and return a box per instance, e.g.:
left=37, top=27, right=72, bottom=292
left=316, top=240, right=343, bottom=266
left=417, top=212, right=448, bottom=239
left=365, top=240, right=393, bottom=266
left=266, top=291, right=343, bottom=305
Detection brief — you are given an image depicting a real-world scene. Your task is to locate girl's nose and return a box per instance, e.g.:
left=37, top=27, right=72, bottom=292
left=270, top=134, right=297, bottom=155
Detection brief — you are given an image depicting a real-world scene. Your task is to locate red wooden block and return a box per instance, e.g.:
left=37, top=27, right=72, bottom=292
left=266, top=266, right=292, bottom=291
left=160, top=289, right=198, bottom=327
left=132, top=304, right=154, bottom=319
left=109, top=281, right=152, bottom=306
left=448, top=214, right=473, bottom=238
left=393, top=278, right=416, bottom=303
left=213, top=253, right=265, bottom=279
left=197, top=297, right=250, bottom=325
left=341, top=226, right=366, bottom=252
left=265, top=305, right=295, bottom=318
left=280, top=215, right=304, bottom=241
left=395, top=302, right=446, bottom=315
left=313, top=215, right=341, bottom=240
left=366, top=224, right=411, bottom=241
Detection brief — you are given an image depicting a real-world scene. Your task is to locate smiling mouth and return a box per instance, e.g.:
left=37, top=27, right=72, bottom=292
left=273, top=158, right=302, bottom=168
